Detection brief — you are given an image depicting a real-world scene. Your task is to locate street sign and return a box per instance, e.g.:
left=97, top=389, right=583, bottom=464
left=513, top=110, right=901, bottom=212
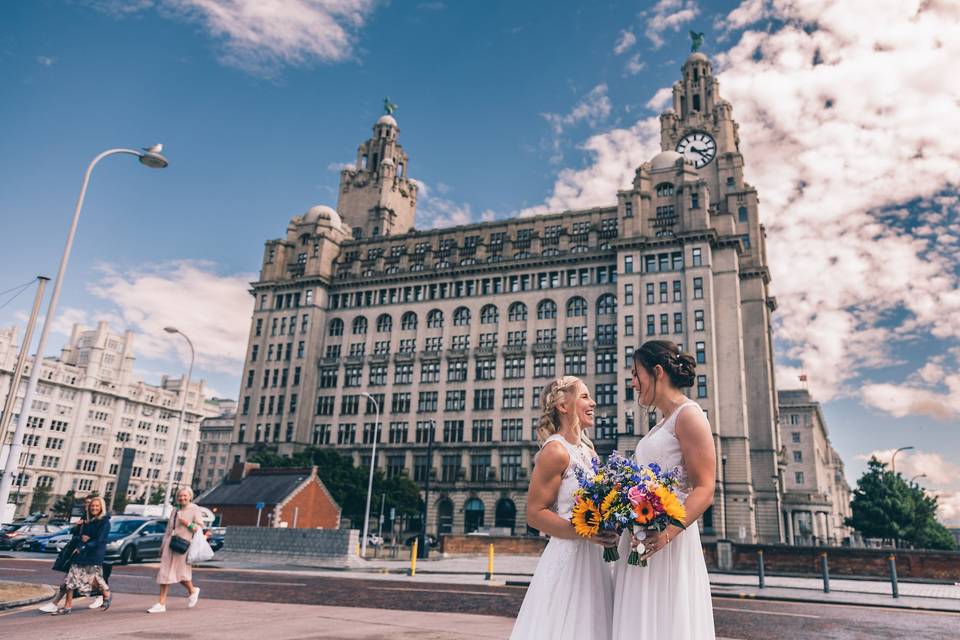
left=255, top=501, right=265, bottom=510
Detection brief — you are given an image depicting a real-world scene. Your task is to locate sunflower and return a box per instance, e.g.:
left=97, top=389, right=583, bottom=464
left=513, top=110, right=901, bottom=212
left=572, top=498, right=603, bottom=537
left=600, top=488, right=618, bottom=517
left=654, top=485, right=686, bottom=523
left=633, top=499, right=655, bottom=525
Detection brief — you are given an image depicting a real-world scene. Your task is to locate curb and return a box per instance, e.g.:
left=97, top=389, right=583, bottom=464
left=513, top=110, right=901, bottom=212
left=0, top=585, right=55, bottom=612
left=711, top=591, right=960, bottom=614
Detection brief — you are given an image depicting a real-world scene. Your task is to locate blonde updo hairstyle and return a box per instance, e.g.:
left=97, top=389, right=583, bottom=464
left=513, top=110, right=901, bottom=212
left=537, top=375, right=595, bottom=453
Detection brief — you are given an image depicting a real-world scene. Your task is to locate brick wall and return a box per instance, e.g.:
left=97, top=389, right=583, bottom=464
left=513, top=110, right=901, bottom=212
left=276, top=478, right=340, bottom=529
left=215, top=505, right=277, bottom=527
left=222, top=527, right=361, bottom=567
left=440, top=535, right=548, bottom=555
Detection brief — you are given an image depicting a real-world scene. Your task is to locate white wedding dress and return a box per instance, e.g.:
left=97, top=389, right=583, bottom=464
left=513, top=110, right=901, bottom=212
left=611, top=400, right=715, bottom=639
left=510, top=434, right=614, bottom=640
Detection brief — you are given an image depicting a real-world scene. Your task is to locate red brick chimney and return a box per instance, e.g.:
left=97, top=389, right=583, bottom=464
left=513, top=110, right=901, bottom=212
left=226, top=461, right=260, bottom=483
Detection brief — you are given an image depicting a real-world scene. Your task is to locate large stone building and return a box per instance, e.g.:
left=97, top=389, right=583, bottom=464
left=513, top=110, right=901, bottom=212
left=0, top=322, right=218, bottom=517
left=778, top=389, right=853, bottom=546
left=229, top=51, right=787, bottom=542
left=193, top=399, right=238, bottom=495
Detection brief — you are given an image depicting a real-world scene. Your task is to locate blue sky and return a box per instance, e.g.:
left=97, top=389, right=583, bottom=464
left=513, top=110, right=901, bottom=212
left=1, top=1, right=958, bottom=522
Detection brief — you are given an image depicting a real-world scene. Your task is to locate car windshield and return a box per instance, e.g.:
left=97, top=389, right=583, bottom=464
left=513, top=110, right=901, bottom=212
left=110, top=520, right=146, bottom=535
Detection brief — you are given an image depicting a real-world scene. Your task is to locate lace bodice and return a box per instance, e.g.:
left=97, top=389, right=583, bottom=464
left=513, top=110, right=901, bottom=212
left=539, top=434, right=596, bottom=520
left=634, top=401, right=701, bottom=497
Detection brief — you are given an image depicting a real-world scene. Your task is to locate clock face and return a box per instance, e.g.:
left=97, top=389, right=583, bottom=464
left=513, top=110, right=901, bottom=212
left=676, top=131, right=717, bottom=168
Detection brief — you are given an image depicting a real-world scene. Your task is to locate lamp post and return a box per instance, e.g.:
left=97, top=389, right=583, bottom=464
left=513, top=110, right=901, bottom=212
left=419, top=419, right=435, bottom=560
left=890, top=446, right=914, bottom=475
left=910, top=474, right=927, bottom=484
left=161, top=327, right=195, bottom=518
left=0, top=146, right=168, bottom=516
left=360, top=392, right=381, bottom=558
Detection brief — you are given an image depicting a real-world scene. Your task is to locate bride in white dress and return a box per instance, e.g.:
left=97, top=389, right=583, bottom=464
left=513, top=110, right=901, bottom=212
left=510, top=376, right=618, bottom=640
left=612, top=341, right=716, bottom=639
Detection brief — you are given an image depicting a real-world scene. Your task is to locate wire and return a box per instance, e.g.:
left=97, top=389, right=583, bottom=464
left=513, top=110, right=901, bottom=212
left=0, top=278, right=40, bottom=312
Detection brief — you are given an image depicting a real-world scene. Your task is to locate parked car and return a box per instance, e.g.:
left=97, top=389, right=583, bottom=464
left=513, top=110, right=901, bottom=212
left=1, top=524, right=62, bottom=550
left=43, top=530, right=77, bottom=554
left=205, top=527, right=225, bottom=552
left=15, top=525, right=74, bottom=552
left=103, top=516, right=167, bottom=565
left=403, top=534, right=438, bottom=548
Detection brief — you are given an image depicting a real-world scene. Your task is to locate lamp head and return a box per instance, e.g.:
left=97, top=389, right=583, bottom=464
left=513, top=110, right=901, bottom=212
left=139, top=144, right=169, bottom=169
left=164, top=326, right=179, bottom=334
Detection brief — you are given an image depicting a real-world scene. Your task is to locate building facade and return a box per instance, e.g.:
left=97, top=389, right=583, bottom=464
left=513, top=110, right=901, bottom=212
left=778, top=389, right=853, bottom=546
left=0, top=321, right=217, bottom=517
left=193, top=399, right=238, bottom=495
left=229, top=52, right=787, bottom=542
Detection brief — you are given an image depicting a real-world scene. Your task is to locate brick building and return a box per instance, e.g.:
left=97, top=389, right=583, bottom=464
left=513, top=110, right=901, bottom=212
left=199, top=463, right=340, bottom=529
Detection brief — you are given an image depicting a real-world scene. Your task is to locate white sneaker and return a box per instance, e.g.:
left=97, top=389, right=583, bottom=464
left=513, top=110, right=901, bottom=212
left=38, top=602, right=59, bottom=613
left=187, top=588, right=200, bottom=608
left=146, top=603, right=166, bottom=614
left=89, top=596, right=104, bottom=609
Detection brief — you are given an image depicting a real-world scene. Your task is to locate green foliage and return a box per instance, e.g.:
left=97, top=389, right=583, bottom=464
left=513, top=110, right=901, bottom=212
left=50, top=490, right=77, bottom=520
left=248, top=447, right=423, bottom=523
left=29, top=485, right=51, bottom=514
left=846, top=457, right=957, bottom=550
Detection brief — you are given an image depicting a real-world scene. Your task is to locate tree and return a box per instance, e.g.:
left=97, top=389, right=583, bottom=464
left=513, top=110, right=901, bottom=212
left=846, top=457, right=957, bottom=550
left=29, top=485, right=51, bottom=514
left=51, top=490, right=77, bottom=520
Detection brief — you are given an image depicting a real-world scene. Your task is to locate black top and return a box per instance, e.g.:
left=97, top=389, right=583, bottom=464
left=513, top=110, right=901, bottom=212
left=74, top=516, right=110, bottom=566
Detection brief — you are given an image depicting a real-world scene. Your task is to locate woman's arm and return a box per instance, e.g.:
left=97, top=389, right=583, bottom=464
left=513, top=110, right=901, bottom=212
left=90, top=517, right=110, bottom=550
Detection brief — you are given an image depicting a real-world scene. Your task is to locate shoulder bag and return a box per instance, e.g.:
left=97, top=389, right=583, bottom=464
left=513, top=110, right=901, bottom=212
left=168, top=509, right=191, bottom=554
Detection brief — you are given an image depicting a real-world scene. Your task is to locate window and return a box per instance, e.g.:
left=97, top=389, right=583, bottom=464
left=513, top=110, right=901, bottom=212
left=660, top=314, right=669, bottom=334
left=453, top=307, right=471, bottom=326
left=251, top=344, right=259, bottom=362
left=447, top=360, right=468, bottom=382
left=414, top=454, right=430, bottom=481
left=564, top=353, right=587, bottom=375
left=362, top=422, right=381, bottom=444
left=659, top=282, right=668, bottom=303
left=504, top=357, right=526, bottom=379
left=503, top=387, right=525, bottom=409
left=416, top=421, right=435, bottom=444
left=474, top=389, right=495, bottom=410
left=445, top=390, right=466, bottom=411
left=692, top=248, right=702, bottom=266
left=596, top=351, right=617, bottom=374
left=388, top=421, right=408, bottom=444
left=427, top=309, right=444, bottom=328
left=328, top=319, right=345, bottom=337
left=697, top=375, right=708, bottom=397
left=625, top=315, right=634, bottom=336
left=345, top=366, right=362, bottom=387
left=442, top=455, right=461, bottom=482
left=508, top=302, right=528, bottom=322
left=399, top=338, right=415, bottom=353
left=674, top=313, right=683, bottom=333
left=386, top=454, right=406, bottom=479
left=672, top=251, right=683, bottom=271
left=340, top=394, right=360, bottom=414
left=536, top=328, right=556, bottom=344
left=693, top=277, right=704, bottom=299
left=596, top=294, right=617, bottom=316
left=316, top=396, right=335, bottom=416
left=501, top=419, right=523, bottom=442
left=419, top=391, right=438, bottom=413
left=480, top=304, right=499, bottom=324
left=624, top=256, right=633, bottom=273
left=646, top=315, right=655, bottom=336
left=596, top=384, right=616, bottom=406
left=479, top=332, right=498, bottom=348
left=537, top=299, right=557, bottom=319
left=566, top=297, right=587, bottom=317
left=507, top=330, right=526, bottom=346
left=624, top=284, right=633, bottom=305
left=673, top=280, right=682, bottom=302
left=694, top=309, right=705, bottom=331
left=565, top=325, right=587, bottom=342
left=401, top=312, right=418, bottom=330
left=391, top=392, right=411, bottom=413
left=793, top=450, right=803, bottom=463
left=395, top=363, right=413, bottom=384
left=475, top=359, right=496, bottom=381
left=337, top=423, right=356, bottom=445
left=470, top=453, right=491, bottom=482
left=421, top=362, right=440, bottom=383
left=369, top=365, right=387, bottom=386
left=656, top=182, right=675, bottom=197
left=691, top=192, right=699, bottom=209
left=501, top=452, right=522, bottom=481
left=791, top=431, right=801, bottom=444
left=376, top=314, right=392, bottom=332
left=738, top=206, right=748, bottom=222
left=472, top=420, right=493, bottom=442
left=319, top=368, right=338, bottom=388
left=534, top=354, right=556, bottom=378
left=795, top=471, right=805, bottom=485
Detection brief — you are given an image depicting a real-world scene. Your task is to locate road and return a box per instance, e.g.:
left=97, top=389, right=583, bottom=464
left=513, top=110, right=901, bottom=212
left=2, top=556, right=958, bottom=639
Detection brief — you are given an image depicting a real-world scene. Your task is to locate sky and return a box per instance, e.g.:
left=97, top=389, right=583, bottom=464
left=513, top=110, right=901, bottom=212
left=1, top=0, right=958, bottom=524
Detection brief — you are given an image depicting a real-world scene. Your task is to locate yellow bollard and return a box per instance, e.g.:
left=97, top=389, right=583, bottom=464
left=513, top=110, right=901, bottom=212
left=356, top=542, right=361, bottom=557
left=410, top=539, right=419, bottom=576
left=485, top=543, right=494, bottom=580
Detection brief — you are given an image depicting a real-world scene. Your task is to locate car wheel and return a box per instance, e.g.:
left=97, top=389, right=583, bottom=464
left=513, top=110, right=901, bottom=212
left=121, top=545, right=137, bottom=565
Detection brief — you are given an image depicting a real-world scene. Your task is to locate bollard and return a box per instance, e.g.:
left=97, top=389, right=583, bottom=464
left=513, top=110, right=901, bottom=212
left=485, top=543, right=494, bottom=581
left=410, top=539, right=419, bottom=577
left=757, top=549, right=765, bottom=589
left=888, top=555, right=899, bottom=598
left=821, top=552, right=830, bottom=593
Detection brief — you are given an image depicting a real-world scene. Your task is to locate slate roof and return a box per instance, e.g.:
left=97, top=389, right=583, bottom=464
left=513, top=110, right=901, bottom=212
left=198, top=469, right=312, bottom=506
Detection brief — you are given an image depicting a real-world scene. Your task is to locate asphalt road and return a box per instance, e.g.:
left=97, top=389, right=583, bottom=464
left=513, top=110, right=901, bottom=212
left=2, top=556, right=958, bottom=639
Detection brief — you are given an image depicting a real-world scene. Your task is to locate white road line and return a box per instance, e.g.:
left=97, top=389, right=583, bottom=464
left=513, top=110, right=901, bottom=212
left=714, top=606, right=820, bottom=619
left=370, top=586, right=513, bottom=597
left=199, top=578, right=308, bottom=586
left=0, top=568, right=37, bottom=572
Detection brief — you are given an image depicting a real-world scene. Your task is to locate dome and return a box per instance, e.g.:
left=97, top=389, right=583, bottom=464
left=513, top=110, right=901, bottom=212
left=302, top=205, right=342, bottom=228
left=376, top=114, right=398, bottom=127
left=651, top=150, right=685, bottom=171
left=686, top=52, right=709, bottom=64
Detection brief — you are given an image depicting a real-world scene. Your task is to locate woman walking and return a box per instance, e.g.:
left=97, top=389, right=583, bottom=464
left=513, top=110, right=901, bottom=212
left=53, top=496, right=112, bottom=614
left=147, top=487, right=203, bottom=613
left=611, top=341, right=716, bottom=639
left=509, top=376, right=617, bottom=640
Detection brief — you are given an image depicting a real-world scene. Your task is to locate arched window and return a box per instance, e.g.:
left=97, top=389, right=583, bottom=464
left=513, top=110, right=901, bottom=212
left=571, top=244, right=589, bottom=253
left=596, top=294, right=617, bottom=316
left=453, top=307, right=471, bottom=326
left=401, top=312, right=418, bottom=331
left=427, top=309, right=444, bottom=329
left=566, top=296, right=587, bottom=318
left=537, top=299, right=557, bottom=320
left=738, top=206, right=748, bottom=222
left=386, top=265, right=399, bottom=274
left=376, top=314, right=392, bottom=333
left=656, top=182, right=675, bottom=197
left=513, top=251, right=531, bottom=260
left=495, top=498, right=517, bottom=534
left=508, top=302, right=527, bottom=322
left=464, top=497, right=485, bottom=534
left=480, top=304, right=499, bottom=324
left=460, top=258, right=476, bottom=266
left=352, top=316, right=368, bottom=335
left=328, top=318, right=344, bottom=337
left=543, top=248, right=559, bottom=257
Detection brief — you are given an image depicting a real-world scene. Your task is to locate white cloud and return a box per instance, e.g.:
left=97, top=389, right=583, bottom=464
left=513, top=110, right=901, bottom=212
left=715, top=0, right=770, bottom=34
left=625, top=53, right=646, bottom=75
left=614, top=30, right=637, bottom=55
left=327, top=161, right=355, bottom=172
left=646, top=86, right=673, bottom=111
left=36, top=56, right=56, bottom=66
left=82, top=260, right=254, bottom=375
left=86, top=0, right=377, bottom=73
left=541, top=84, right=612, bottom=136
left=861, top=358, right=960, bottom=421
left=414, top=180, right=481, bottom=230
left=531, top=0, right=960, bottom=408
left=645, top=0, right=700, bottom=49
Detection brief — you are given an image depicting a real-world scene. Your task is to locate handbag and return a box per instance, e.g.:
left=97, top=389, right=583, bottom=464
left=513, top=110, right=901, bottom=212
left=168, top=510, right=190, bottom=554
left=52, top=524, right=82, bottom=573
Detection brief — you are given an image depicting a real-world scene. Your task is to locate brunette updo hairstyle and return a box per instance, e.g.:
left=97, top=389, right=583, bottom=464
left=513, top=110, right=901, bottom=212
left=632, top=340, right=697, bottom=393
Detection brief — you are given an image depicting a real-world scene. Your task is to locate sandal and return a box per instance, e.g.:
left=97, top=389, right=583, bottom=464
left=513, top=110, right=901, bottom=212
left=101, top=593, right=112, bottom=610
left=52, top=607, right=72, bottom=615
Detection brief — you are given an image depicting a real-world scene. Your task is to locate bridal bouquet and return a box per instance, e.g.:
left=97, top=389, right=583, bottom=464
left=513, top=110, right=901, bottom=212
left=624, top=460, right=687, bottom=567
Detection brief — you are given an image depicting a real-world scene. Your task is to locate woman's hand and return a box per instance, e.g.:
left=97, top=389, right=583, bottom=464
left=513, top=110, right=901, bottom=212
left=589, top=530, right=621, bottom=547
left=634, top=525, right=682, bottom=561
left=80, top=535, right=91, bottom=543
left=177, top=516, right=192, bottom=528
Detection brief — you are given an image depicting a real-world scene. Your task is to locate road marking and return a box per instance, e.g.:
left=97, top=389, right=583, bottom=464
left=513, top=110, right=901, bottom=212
left=0, top=568, right=37, bottom=572
left=199, top=578, right=308, bottom=586
left=370, top=586, right=513, bottom=597
left=714, top=606, right=820, bottom=619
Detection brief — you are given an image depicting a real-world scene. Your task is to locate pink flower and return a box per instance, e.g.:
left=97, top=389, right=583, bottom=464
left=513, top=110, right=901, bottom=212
left=627, top=485, right=644, bottom=506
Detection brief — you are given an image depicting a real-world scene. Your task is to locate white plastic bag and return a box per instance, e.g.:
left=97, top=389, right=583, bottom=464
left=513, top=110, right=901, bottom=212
left=186, top=529, right=215, bottom=565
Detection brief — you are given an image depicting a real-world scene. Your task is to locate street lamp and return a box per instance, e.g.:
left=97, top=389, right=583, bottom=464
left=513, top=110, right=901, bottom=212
left=910, top=474, right=927, bottom=484
left=360, top=392, right=381, bottom=558
left=418, top=419, right=435, bottom=560
left=162, top=327, right=195, bottom=518
left=0, top=146, right=168, bottom=516
left=890, top=446, right=914, bottom=474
